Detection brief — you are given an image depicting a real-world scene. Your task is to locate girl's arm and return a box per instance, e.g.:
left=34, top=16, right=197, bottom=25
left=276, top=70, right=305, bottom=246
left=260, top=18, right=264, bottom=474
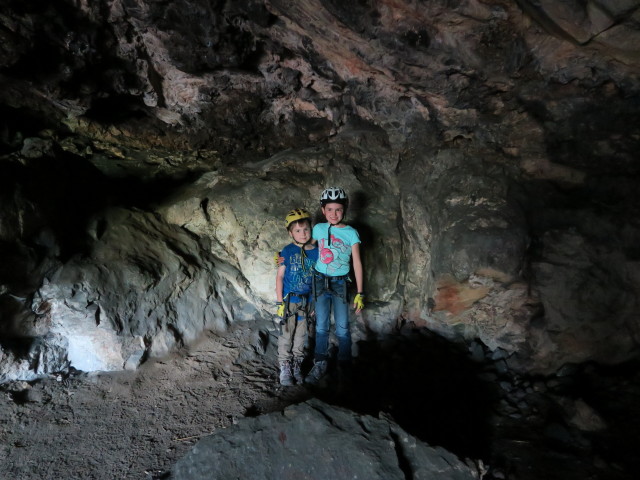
left=351, top=243, right=363, bottom=312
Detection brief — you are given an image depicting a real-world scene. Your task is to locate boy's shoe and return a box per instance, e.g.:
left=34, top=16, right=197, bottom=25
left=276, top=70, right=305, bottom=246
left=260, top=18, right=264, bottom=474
left=292, top=357, right=305, bottom=384
left=279, top=360, right=294, bottom=386
left=304, top=360, right=327, bottom=385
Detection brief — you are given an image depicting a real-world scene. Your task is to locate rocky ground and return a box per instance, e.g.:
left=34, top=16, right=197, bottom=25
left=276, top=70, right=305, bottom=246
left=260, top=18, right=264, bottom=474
left=1, top=320, right=639, bottom=480
left=0, top=322, right=293, bottom=480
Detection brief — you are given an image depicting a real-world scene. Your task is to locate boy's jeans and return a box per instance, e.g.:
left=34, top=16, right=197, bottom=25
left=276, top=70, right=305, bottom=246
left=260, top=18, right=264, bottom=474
left=313, top=275, right=351, bottom=362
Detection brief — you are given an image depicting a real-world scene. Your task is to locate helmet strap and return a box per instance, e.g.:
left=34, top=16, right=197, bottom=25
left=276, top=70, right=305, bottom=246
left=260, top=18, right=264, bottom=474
left=300, top=245, right=308, bottom=272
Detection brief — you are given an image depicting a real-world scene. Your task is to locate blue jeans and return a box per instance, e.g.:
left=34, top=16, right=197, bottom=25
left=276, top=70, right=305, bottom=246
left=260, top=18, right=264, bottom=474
left=313, top=274, right=351, bottom=362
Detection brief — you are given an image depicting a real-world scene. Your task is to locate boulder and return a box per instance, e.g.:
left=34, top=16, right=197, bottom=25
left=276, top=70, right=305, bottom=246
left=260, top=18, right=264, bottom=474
left=170, top=399, right=479, bottom=480
left=30, top=207, right=257, bottom=372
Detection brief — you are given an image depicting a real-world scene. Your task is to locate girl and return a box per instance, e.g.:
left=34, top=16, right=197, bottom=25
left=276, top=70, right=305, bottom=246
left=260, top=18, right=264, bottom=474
left=305, top=187, right=364, bottom=385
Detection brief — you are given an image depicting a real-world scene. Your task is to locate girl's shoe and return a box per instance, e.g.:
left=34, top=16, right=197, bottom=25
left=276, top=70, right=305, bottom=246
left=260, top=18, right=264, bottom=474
left=304, top=360, right=327, bottom=385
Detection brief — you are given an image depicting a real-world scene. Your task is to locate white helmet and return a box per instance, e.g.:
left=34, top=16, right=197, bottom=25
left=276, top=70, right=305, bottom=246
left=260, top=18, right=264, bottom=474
left=320, top=187, right=348, bottom=206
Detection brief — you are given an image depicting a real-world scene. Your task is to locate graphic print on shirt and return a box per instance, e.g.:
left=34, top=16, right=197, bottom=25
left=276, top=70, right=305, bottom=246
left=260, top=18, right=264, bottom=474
left=318, top=234, right=350, bottom=275
left=284, top=245, right=318, bottom=295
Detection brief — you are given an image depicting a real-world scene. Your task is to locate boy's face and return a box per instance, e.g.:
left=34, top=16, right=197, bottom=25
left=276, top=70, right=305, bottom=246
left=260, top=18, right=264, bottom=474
left=288, top=221, right=311, bottom=245
left=322, top=202, right=344, bottom=225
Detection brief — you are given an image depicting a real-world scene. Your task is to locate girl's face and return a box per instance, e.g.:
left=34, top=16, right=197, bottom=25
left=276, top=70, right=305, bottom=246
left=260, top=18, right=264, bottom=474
left=322, top=203, right=344, bottom=225
left=289, top=221, right=311, bottom=245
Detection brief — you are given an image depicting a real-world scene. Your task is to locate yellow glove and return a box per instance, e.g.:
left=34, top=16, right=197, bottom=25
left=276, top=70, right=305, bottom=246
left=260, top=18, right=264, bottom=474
left=274, top=252, right=285, bottom=268
left=353, top=293, right=364, bottom=312
left=276, top=302, right=285, bottom=318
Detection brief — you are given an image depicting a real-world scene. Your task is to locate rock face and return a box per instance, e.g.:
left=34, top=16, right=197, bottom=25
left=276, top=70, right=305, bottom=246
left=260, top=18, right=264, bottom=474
left=1, top=0, right=640, bottom=379
left=30, top=207, right=258, bottom=373
left=170, top=398, right=479, bottom=480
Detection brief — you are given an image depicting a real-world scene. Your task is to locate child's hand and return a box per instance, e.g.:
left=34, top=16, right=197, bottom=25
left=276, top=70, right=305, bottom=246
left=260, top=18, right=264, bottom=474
left=276, top=302, right=285, bottom=318
left=353, top=293, right=364, bottom=313
left=273, top=252, right=284, bottom=268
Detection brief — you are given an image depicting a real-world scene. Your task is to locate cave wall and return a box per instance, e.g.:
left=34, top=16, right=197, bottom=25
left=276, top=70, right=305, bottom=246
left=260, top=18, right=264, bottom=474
left=1, top=0, right=640, bottom=380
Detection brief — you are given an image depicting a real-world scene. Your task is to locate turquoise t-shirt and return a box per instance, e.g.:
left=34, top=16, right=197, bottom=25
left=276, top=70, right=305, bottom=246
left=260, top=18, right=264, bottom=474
left=312, top=223, right=361, bottom=276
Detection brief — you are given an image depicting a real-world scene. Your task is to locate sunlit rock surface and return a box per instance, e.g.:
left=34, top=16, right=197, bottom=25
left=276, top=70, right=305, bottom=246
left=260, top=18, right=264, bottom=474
left=29, top=207, right=258, bottom=372
left=1, top=0, right=640, bottom=379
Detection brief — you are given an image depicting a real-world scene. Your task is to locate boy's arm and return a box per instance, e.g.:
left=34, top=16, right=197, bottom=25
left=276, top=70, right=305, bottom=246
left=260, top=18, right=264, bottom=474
left=275, top=265, right=286, bottom=303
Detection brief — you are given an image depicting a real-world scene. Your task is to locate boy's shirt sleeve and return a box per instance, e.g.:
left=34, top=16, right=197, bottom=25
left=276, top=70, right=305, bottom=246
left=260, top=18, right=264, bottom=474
left=308, top=245, right=319, bottom=263
left=281, top=244, right=293, bottom=269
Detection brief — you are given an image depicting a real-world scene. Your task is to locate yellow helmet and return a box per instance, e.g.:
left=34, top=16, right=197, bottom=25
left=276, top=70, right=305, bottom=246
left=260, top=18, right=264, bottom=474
left=284, top=208, right=311, bottom=228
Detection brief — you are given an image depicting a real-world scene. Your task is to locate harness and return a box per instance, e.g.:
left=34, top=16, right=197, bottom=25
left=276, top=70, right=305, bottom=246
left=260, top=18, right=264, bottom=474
left=282, top=291, right=313, bottom=321
left=312, top=269, right=349, bottom=304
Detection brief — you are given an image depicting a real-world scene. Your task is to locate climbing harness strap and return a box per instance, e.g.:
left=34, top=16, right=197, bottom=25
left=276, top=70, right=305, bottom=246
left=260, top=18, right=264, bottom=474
left=312, top=270, right=349, bottom=304
left=299, top=245, right=308, bottom=271
left=282, top=292, right=312, bottom=322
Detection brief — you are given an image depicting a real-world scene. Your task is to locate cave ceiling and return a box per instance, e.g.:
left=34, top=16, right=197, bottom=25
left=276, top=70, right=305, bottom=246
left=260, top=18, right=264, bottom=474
left=1, top=0, right=638, bottom=173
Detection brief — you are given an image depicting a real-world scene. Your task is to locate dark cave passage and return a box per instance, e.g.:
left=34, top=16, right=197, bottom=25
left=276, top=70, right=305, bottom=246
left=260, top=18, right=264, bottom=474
left=248, top=325, right=640, bottom=480
left=330, top=329, right=495, bottom=460
left=0, top=149, right=203, bottom=262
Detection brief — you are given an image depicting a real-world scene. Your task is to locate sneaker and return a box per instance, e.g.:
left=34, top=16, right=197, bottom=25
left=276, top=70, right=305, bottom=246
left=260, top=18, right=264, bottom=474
left=292, top=358, right=305, bottom=384
left=279, top=360, right=294, bottom=386
left=304, top=360, right=327, bottom=385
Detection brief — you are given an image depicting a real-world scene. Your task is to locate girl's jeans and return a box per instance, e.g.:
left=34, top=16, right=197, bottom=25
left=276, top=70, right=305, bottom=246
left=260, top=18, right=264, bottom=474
left=313, top=274, right=351, bottom=362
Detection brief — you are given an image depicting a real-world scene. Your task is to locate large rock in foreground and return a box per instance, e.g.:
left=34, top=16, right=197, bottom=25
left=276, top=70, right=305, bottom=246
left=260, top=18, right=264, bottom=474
left=170, top=399, right=479, bottom=480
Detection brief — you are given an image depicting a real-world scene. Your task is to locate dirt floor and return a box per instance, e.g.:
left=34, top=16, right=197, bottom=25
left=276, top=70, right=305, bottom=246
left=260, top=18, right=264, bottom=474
left=1, top=320, right=638, bottom=480
left=0, top=321, right=310, bottom=480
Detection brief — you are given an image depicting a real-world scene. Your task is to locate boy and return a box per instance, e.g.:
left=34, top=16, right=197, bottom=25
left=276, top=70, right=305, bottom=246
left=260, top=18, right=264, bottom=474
left=275, top=208, right=319, bottom=386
